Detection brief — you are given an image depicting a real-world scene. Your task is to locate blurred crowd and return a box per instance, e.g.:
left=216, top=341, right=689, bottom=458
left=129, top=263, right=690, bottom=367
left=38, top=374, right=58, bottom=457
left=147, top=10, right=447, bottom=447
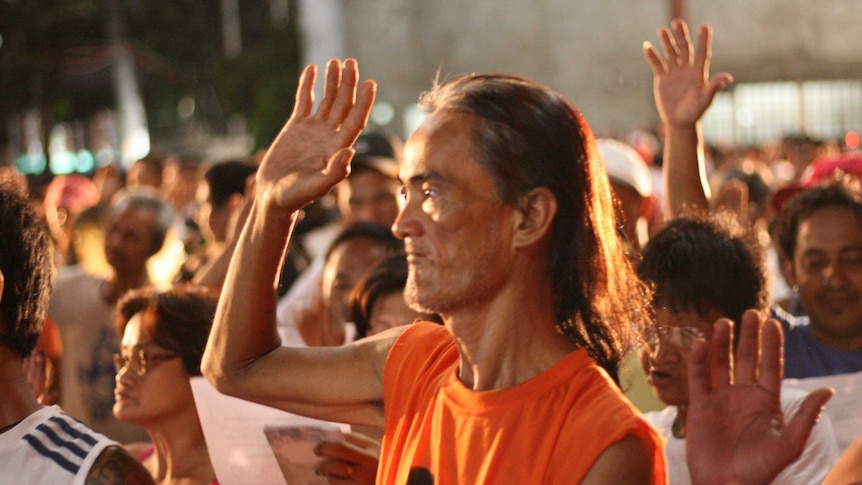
left=1, top=16, right=862, bottom=485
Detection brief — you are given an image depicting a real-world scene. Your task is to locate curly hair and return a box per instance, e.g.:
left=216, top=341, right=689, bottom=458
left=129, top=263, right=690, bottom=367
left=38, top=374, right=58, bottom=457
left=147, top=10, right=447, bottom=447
left=0, top=182, right=53, bottom=356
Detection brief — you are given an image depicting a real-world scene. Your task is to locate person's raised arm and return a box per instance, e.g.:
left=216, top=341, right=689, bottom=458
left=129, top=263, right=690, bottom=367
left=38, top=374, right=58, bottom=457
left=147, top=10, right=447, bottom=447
left=643, top=19, right=733, bottom=220
left=201, top=59, right=392, bottom=426
left=685, top=310, right=833, bottom=485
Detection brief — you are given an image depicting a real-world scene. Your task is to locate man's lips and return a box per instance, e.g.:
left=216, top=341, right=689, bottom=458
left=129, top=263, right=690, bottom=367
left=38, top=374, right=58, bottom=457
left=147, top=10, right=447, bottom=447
left=817, top=292, right=860, bottom=314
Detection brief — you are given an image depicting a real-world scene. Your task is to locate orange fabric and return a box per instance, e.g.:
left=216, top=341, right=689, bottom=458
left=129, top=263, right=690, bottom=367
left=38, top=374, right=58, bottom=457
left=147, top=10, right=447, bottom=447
left=39, top=317, right=63, bottom=360
left=379, top=322, right=667, bottom=484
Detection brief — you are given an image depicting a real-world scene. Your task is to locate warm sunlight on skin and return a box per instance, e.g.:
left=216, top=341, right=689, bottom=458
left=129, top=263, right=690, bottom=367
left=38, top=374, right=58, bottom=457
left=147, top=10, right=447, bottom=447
left=113, top=315, right=190, bottom=426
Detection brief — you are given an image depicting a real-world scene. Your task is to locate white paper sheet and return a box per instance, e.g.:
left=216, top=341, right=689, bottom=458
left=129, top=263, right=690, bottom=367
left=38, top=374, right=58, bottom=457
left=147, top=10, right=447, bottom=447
left=784, top=371, right=862, bottom=452
left=190, top=377, right=349, bottom=485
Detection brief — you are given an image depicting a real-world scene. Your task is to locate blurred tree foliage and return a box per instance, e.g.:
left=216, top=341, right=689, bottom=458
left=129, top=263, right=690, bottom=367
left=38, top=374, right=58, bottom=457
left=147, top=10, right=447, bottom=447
left=0, top=0, right=301, bottom=152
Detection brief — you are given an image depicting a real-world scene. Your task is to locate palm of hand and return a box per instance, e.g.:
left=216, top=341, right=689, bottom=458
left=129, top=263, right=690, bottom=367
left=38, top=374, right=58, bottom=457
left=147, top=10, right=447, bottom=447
left=687, top=384, right=787, bottom=485
left=257, top=119, right=349, bottom=212
left=655, top=67, right=713, bottom=127
left=253, top=59, right=375, bottom=213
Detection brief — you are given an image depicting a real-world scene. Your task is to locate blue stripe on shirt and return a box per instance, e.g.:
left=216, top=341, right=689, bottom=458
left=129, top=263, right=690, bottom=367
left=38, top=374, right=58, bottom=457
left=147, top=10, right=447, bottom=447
left=48, top=415, right=99, bottom=447
left=23, top=434, right=80, bottom=474
left=34, top=423, right=88, bottom=459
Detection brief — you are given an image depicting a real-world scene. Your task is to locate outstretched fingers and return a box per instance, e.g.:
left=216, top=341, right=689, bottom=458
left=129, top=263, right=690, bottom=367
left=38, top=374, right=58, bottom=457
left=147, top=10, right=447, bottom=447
left=658, top=26, right=681, bottom=66
left=292, top=64, right=317, bottom=119
left=780, top=388, right=834, bottom=460
left=710, top=318, right=734, bottom=389
left=327, top=59, right=359, bottom=126
left=734, top=310, right=761, bottom=385
left=757, top=317, right=784, bottom=394
left=338, top=79, right=376, bottom=144
left=643, top=41, right=669, bottom=75
left=672, top=19, right=693, bottom=65
left=696, top=24, right=734, bottom=97
left=695, top=24, right=712, bottom=79
left=687, top=335, right=712, bottom=402
left=315, top=59, right=343, bottom=120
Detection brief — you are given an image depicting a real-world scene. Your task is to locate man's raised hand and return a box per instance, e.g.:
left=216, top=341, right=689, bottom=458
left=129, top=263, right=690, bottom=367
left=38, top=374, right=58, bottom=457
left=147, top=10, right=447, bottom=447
left=256, top=59, right=376, bottom=213
left=643, top=19, right=732, bottom=128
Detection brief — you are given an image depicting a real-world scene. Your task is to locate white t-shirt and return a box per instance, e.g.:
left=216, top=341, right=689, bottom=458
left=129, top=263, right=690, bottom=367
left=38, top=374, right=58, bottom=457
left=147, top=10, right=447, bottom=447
left=48, top=265, right=148, bottom=444
left=645, top=383, right=839, bottom=485
left=0, top=406, right=117, bottom=485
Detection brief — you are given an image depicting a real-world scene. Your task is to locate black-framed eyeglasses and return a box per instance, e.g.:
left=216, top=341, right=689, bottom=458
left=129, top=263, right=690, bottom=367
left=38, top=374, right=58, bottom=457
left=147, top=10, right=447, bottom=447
left=113, top=348, right=180, bottom=377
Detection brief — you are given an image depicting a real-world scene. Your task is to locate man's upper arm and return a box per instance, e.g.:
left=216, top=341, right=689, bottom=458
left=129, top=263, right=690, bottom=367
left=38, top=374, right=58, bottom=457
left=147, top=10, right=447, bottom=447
left=85, top=445, right=154, bottom=485
left=210, top=326, right=407, bottom=427
left=580, top=434, right=655, bottom=485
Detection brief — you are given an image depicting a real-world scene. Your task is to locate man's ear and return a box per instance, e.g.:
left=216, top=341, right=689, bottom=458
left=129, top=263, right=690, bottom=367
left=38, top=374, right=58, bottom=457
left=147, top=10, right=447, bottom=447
left=0, top=269, right=4, bottom=303
left=512, top=187, right=558, bottom=249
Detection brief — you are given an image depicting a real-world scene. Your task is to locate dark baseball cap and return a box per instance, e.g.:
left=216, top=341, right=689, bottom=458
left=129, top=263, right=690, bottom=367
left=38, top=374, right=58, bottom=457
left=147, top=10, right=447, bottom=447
left=351, top=131, right=402, bottom=179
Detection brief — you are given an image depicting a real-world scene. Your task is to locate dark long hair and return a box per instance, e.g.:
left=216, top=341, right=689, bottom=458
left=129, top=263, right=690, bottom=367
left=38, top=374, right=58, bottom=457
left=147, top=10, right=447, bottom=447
left=419, top=74, right=652, bottom=382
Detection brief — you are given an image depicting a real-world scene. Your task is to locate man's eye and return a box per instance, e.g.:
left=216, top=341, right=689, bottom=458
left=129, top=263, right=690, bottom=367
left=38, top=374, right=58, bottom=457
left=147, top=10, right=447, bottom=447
left=842, top=251, right=862, bottom=267
left=803, top=258, right=828, bottom=272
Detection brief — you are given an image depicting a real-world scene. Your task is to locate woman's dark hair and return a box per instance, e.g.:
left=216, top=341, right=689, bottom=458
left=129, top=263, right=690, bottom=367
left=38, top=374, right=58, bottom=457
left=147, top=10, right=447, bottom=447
left=117, top=284, right=219, bottom=376
left=325, top=220, right=403, bottom=262
left=349, top=253, right=442, bottom=339
left=638, top=213, right=769, bottom=329
left=419, top=74, right=652, bottom=383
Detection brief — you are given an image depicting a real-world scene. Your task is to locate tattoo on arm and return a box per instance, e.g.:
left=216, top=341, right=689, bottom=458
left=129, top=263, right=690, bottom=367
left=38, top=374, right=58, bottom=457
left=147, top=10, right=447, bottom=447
left=85, top=445, right=155, bottom=485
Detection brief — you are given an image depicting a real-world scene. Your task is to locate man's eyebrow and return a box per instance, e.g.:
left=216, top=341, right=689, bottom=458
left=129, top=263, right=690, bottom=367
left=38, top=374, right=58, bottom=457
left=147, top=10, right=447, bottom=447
left=398, top=172, right=446, bottom=186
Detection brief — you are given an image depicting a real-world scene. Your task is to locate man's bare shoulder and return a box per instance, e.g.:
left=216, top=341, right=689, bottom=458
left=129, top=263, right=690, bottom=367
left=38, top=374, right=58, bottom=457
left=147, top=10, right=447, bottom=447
left=85, top=445, right=154, bottom=485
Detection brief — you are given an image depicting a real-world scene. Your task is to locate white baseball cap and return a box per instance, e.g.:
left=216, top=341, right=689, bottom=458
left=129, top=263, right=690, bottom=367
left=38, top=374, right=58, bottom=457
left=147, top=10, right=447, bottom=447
left=597, top=138, right=653, bottom=198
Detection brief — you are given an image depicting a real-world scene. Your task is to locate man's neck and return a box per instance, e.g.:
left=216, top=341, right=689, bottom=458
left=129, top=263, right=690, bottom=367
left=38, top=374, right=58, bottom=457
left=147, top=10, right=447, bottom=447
left=448, top=283, right=575, bottom=392
left=104, top=269, right=150, bottom=305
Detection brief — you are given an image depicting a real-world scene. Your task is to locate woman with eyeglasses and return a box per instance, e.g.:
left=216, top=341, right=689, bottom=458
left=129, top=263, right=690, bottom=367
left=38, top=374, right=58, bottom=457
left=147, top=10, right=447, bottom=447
left=636, top=214, right=838, bottom=484
left=112, top=284, right=219, bottom=485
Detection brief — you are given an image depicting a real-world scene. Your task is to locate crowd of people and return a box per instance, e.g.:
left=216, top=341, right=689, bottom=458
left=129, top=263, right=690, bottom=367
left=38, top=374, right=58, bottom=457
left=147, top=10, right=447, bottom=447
left=1, top=17, right=861, bottom=484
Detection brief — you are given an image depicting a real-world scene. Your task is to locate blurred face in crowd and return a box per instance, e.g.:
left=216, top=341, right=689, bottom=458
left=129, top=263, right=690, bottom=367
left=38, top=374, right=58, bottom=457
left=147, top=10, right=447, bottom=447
left=196, top=182, right=233, bottom=243
left=104, top=206, right=157, bottom=274
left=787, top=205, right=862, bottom=351
left=322, top=238, right=392, bottom=326
left=639, top=305, right=721, bottom=407
left=113, top=313, right=190, bottom=427
left=337, top=170, right=401, bottom=226
left=367, top=291, right=426, bottom=337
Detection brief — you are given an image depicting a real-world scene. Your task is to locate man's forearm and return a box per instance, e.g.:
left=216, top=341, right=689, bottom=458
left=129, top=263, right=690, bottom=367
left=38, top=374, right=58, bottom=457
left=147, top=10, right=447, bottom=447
left=201, top=199, right=297, bottom=386
left=663, top=123, right=710, bottom=220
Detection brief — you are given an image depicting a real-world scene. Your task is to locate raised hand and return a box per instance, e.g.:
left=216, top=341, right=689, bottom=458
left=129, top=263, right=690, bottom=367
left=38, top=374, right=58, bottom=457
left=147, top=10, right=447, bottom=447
left=685, top=310, right=834, bottom=485
left=643, top=19, right=732, bottom=128
left=256, top=59, right=376, bottom=213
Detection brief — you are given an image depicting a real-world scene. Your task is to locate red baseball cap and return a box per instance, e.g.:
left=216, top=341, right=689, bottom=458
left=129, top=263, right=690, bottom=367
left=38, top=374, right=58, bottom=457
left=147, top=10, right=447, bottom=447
left=770, top=152, right=862, bottom=213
